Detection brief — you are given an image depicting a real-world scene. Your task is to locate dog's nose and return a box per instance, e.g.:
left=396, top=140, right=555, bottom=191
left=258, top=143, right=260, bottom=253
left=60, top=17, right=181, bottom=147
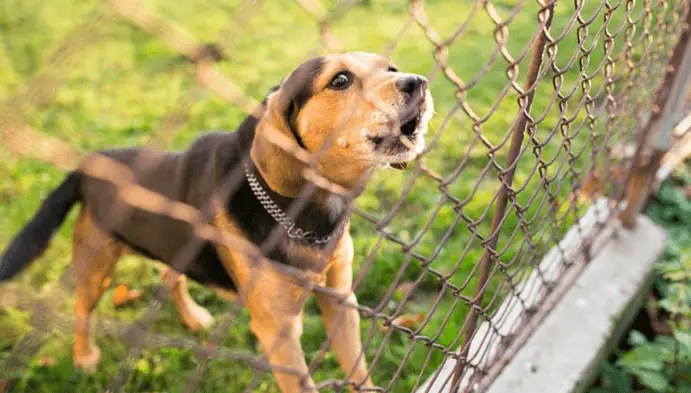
left=396, top=75, right=427, bottom=97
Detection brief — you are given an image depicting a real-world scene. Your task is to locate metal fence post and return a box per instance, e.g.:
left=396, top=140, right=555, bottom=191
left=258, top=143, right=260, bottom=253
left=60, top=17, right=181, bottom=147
left=449, top=1, right=556, bottom=391
left=619, top=7, right=691, bottom=228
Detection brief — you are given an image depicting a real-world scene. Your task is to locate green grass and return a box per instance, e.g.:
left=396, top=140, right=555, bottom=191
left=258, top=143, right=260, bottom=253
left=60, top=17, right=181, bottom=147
left=0, top=0, right=685, bottom=391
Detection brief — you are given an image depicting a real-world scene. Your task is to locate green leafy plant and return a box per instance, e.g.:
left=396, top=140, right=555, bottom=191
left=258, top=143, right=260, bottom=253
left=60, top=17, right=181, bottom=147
left=591, top=166, right=691, bottom=393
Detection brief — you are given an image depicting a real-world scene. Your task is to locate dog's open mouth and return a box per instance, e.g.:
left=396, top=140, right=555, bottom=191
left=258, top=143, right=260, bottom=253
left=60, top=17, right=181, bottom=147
left=400, top=110, right=422, bottom=137
left=367, top=108, right=423, bottom=169
left=367, top=109, right=422, bottom=149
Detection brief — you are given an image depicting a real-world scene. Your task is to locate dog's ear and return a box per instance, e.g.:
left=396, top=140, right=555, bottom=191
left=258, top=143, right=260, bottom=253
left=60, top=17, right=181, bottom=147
left=261, top=85, right=280, bottom=105
left=251, top=57, right=324, bottom=197
left=270, top=57, right=324, bottom=148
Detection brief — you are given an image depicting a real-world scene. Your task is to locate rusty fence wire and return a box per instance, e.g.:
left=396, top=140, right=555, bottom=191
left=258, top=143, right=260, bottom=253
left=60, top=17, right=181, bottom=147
left=1, top=0, right=690, bottom=392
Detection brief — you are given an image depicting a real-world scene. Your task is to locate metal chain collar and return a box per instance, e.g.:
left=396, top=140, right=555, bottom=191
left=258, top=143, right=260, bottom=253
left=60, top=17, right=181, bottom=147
left=243, top=162, right=336, bottom=245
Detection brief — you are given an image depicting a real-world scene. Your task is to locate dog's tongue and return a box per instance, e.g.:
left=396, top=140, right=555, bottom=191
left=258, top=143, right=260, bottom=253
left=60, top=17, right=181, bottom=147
left=389, top=162, right=407, bottom=170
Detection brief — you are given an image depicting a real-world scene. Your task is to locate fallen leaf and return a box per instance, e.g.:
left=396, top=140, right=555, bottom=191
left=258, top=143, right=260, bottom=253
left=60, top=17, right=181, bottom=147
left=113, top=284, right=142, bottom=307
left=395, top=281, right=417, bottom=299
left=381, top=313, right=426, bottom=332
left=0, top=379, right=16, bottom=393
left=37, top=356, right=56, bottom=367
left=574, top=157, right=628, bottom=202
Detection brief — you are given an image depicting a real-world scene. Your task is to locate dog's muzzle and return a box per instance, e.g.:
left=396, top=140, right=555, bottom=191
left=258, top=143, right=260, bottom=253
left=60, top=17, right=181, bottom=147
left=365, top=74, right=433, bottom=170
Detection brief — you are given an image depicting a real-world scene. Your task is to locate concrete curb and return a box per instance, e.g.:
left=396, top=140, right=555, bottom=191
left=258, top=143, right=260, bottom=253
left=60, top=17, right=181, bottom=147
left=484, top=214, right=666, bottom=393
left=417, top=199, right=615, bottom=393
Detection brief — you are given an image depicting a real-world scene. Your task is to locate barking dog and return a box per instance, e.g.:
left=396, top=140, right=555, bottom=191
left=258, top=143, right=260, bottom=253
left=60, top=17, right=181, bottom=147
left=0, top=52, right=433, bottom=392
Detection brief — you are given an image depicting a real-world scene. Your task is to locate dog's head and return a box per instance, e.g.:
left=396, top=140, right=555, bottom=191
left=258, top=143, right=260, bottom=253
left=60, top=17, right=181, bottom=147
left=251, top=52, right=433, bottom=195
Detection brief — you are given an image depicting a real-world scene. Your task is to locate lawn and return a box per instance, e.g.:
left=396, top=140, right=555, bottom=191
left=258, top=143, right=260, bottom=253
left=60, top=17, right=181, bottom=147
left=0, top=0, right=683, bottom=391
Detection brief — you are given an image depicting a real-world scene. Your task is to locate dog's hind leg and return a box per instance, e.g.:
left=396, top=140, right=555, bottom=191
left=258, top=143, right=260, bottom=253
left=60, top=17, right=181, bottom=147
left=158, top=266, right=214, bottom=331
left=72, top=208, right=123, bottom=372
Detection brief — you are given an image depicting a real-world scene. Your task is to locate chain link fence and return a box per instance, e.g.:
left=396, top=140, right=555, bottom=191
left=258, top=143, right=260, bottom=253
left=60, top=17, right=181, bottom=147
left=1, top=0, right=689, bottom=392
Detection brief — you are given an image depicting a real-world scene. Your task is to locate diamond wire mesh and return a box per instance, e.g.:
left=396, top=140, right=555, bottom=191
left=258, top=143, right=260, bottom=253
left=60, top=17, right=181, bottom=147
left=0, top=0, right=688, bottom=392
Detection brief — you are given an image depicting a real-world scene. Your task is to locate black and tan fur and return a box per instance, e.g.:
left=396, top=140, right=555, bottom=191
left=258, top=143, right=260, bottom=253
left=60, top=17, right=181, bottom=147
left=0, top=52, right=433, bottom=392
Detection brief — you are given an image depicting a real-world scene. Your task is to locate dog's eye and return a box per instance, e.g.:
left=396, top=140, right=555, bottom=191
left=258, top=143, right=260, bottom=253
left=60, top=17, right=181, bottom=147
left=388, top=66, right=398, bottom=72
left=328, top=72, right=351, bottom=90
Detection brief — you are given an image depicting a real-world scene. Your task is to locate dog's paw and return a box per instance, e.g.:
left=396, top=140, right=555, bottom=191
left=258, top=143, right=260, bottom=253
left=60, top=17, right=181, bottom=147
left=181, top=304, right=215, bottom=331
left=74, top=346, right=101, bottom=374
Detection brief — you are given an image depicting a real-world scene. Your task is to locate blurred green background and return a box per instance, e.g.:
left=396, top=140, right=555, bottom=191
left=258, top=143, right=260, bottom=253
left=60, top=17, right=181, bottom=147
left=0, top=0, right=683, bottom=391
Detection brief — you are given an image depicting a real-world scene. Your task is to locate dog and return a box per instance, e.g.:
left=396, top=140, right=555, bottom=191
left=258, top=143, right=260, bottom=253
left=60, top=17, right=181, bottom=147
left=0, top=52, right=433, bottom=392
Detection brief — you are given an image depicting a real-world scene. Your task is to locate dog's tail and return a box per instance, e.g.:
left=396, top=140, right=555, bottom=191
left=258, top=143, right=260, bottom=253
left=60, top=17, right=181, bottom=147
left=0, top=172, right=82, bottom=280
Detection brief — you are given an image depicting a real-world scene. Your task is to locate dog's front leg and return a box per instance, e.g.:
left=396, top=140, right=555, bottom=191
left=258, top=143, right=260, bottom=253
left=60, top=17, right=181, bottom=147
left=213, top=236, right=316, bottom=391
left=316, top=233, right=373, bottom=391
left=242, top=267, right=316, bottom=392
left=249, top=303, right=315, bottom=392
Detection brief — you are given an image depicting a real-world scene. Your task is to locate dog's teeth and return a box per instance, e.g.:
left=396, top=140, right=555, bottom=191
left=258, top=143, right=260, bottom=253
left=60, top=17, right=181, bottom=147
left=389, top=162, right=407, bottom=170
